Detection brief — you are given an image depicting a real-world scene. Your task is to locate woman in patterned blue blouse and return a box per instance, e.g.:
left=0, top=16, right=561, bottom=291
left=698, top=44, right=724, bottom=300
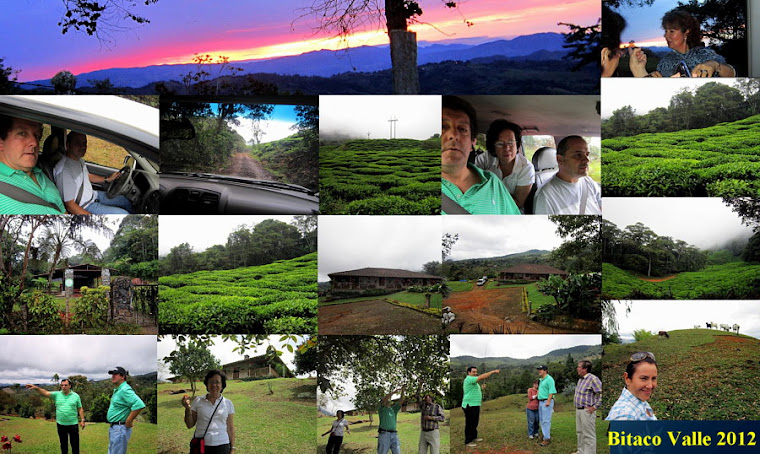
left=629, top=9, right=735, bottom=78
left=605, top=352, right=658, bottom=421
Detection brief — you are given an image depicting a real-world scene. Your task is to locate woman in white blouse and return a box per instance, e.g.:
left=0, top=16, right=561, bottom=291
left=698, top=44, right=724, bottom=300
left=182, top=370, right=236, bottom=454
left=474, top=119, right=535, bottom=211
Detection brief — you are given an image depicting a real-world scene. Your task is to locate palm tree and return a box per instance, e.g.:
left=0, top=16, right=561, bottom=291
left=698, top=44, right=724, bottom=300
left=38, top=217, right=112, bottom=287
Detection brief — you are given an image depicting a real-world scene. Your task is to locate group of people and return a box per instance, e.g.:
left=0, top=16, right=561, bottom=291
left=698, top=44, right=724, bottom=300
left=441, top=96, right=601, bottom=216
left=323, top=384, right=446, bottom=454
left=462, top=361, right=602, bottom=453
left=602, top=7, right=735, bottom=78
left=25, top=366, right=145, bottom=454
left=0, top=113, right=133, bottom=215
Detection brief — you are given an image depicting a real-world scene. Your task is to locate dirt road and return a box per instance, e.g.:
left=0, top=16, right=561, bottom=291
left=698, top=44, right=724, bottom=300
left=220, top=152, right=275, bottom=180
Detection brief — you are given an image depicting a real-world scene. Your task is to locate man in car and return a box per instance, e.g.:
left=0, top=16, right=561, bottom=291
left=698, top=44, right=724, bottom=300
left=441, top=96, right=520, bottom=215
left=0, top=114, right=65, bottom=214
left=533, top=135, right=601, bottom=215
left=53, top=131, right=133, bottom=214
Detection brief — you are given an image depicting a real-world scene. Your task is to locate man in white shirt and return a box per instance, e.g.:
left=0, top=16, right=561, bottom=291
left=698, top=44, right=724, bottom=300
left=53, top=131, right=133, bottom=214
left=534, top=136, right=601, bottom=215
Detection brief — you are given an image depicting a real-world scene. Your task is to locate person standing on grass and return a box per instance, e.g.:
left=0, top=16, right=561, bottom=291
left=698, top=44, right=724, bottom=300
left=536, top=365, right=557, bottom=447
left=322, top=410, right=363, bottom=454
left=526, top=380, right=540, bottom=440
left=462, top=366, right=500, bottom=447
left=573, top=360, right=602, bottom=454
left=378, top=384, right=405, bottom=454
left=182, top=370, right=236, bottom=454
left=26, top=379, right=84, bottom=454
left=418, top=394, right=445, bottom=454
left=106, top=366, right=145, bottom=454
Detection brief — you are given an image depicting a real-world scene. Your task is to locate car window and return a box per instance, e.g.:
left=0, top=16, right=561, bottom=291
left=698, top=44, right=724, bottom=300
left=39, top=126, right=129, bottom=168
left=161, top=100, right=318, bottom=192
left=585, top=136, right=601, bottom=184
left=523, top=135, right=556, bottom=162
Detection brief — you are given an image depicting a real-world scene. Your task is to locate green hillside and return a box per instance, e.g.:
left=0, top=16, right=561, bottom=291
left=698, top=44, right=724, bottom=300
left=250, top=134, right=317, bottom=190
left=319, top=138, right=440, bottom=214
left=159, top=253, right=317, bottom=333
left=158, top=378, right=315, bottom=454
left=602, top=115, right=760, bottom=197
left=602, top=329, right=760, bottom=420
left=602, top=262, right=760, bottom=299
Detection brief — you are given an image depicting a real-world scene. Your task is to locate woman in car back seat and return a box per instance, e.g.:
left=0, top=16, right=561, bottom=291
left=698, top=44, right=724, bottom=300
left=474, top=119, right=534, bottom=211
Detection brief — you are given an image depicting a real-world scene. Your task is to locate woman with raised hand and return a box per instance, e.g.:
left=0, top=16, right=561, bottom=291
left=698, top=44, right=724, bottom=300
left=182, top=370, right=236, bottom=454
left=605, top=352, right=658, bottom=421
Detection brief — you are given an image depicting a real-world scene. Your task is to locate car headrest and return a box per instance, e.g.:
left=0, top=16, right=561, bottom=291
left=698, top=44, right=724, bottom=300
left=39, top=127, right=66, bottom=184
left=532, top=147, right=558, bottom=172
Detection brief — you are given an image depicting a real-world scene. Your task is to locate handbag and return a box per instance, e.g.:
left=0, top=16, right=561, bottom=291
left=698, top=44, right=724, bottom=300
left=189, top=396, right=223, bottom=454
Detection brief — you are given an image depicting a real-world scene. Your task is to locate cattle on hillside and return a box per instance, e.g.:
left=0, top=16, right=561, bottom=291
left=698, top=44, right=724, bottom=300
left=732, top=324, right=740, bottom=335
left=658, top=331, right=670, bottom=339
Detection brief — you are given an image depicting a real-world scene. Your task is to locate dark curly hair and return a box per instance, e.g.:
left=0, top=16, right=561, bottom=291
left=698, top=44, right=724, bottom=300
left=661, top=9, right=703, bottom=49
left=203, top=369, right=227, bottom=392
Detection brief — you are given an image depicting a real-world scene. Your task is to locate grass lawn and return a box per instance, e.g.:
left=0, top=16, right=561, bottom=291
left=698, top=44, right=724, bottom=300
left=602, top=329, right=760, bottom=420
left=158, top=378, right=315, bottom=454
left=450, top=394, right=606, bottom=454
left=525, top=282, right=556, bottom=310
left=318, top=410, right=450, bottom=453
left=320, top=291, right=442, bottom=309
left=448, top=281, right=474, bottom=292
left=0, top=415, right=156, bottom=453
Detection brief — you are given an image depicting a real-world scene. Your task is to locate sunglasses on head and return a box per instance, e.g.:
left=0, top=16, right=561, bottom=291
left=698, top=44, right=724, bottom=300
left=630, top=352, right=656, bottom=362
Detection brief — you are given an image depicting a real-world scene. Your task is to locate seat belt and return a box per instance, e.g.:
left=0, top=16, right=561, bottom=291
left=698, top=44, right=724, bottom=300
left=441, top=193, right=471, bottom=215
left=579, top=178, right=589, bottom=215
left=0, top=181, right=62, bottom=212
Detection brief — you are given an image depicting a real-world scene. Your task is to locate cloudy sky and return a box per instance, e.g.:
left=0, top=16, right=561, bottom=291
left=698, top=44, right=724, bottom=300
left=158, top=215, right=299, bottom=256
left=0, top=335, right=156, bottom=384
left=450, top=334, right=601, bottom=360
left=156, top=335, right=309, bottom=381
left=612, top=300, right=760, bottom=343
left=604, top=198, right=753, bottom=250
left=5, top=0, right=599, bottom=81
left=601, top=79, right=738, bottom=119
left=318, top=216, right=441, bottom=282
left=443, top=215, right=564, bottom=261
left=320, top=95, right=440, bottom=140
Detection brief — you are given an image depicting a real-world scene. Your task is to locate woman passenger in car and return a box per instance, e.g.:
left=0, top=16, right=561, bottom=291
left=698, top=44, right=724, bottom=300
left=474, top=119, right=534, bottom=211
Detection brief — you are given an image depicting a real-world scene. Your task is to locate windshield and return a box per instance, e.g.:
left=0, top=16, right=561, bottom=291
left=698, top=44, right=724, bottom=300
left=160, top=100, right=318, bottom=191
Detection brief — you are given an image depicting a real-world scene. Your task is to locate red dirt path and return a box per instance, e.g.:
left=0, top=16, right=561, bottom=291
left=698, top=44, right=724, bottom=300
left=446, top=286, right=593, bottom=334
left=638, top=274, right=678, bottom=282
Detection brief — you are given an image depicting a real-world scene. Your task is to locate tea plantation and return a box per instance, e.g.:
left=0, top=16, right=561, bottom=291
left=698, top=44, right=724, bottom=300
left=158, top=253, right=317, bottom=333
left=602, top=115, right=760, bottom=197
left=320, top=138, right=441, bottom=214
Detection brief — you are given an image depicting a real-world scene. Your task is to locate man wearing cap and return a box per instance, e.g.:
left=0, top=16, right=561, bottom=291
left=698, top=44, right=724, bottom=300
left=536, top=365, right=557, bottom=447
left=26, top=379, right=85, bottom=454
left=107, top=367, right=145, bottom=454
left=377, top=384, right=405, bottom=454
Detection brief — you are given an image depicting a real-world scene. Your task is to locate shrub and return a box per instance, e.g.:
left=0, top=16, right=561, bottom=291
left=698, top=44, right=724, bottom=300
left=71, top=286, right=110, bottom=329
left=25, top=291, right=63, bottom=333
left=633, top=329, right=654, bottom=341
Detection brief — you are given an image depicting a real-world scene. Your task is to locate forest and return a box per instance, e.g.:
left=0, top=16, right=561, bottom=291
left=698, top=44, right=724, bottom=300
left=0, top=215, right=158, bottom=334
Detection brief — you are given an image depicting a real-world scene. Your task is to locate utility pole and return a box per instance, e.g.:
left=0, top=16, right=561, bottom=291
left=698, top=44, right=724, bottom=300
left=388, top=116, right=398, bottom=139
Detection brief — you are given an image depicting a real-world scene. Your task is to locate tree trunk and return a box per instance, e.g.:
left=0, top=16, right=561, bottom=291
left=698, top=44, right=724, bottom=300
left=389, top=30, right=420, bottom=94
left=424, top=293, right=431, bottom=308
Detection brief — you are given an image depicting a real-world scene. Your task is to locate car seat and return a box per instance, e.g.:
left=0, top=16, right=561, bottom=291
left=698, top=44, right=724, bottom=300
left=524, top=147, right=558, bottom=214
left=38, top=126, right=66, bottom=184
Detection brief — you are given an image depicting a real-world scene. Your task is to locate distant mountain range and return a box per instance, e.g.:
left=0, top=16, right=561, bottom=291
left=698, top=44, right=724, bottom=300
left=30, top=33, right=570, bottom=89
left=451, top=344, right=602, bottom=370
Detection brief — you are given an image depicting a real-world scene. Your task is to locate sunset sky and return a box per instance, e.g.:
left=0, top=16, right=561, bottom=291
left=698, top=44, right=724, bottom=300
left=4, top=0, right=599, bottom=81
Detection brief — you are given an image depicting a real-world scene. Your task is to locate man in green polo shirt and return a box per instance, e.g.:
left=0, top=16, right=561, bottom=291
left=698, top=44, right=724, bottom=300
left=536, top=365, right=557, bottom=446
left=106, top=366, right=145, bottom=454
left=441, top=96, right=520, bottom=215
left=0, top=114, right=65, bottom=214
left=377, top=384, right=405, bottom=454
left=462, top=366, right=500, bottom=447
left=26, top=379, right=84, bottom=454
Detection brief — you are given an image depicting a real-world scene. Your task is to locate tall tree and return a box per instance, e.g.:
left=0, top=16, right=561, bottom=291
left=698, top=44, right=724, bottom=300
left=295, top=0, right=463, bottom=94
left=163, top=339, right=220, bottom=396
left=549, top=215, right=601, bottom=273
left=38, top=216, right=112, bottom=286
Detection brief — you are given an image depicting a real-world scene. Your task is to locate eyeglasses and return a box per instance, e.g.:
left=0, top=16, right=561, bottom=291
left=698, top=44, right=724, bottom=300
left=494, top=140, right=516, bottom=149
left=630, top=352, right=656, bottom=362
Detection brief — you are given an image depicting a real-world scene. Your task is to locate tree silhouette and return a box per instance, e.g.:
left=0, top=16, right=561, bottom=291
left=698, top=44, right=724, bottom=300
left=294, top=0, right=463, bottom=94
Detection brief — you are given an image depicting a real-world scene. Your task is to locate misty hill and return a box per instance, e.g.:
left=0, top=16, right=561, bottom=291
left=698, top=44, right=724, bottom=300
left=29, top=33, right=570, bottom=89
left=444, top=249, right=552, bottom=280
left=451, top=344, right=601, bottom=371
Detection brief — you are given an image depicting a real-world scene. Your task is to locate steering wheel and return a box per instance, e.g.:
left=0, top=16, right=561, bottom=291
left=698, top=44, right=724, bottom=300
left=107, top=164, right=134, bottom=198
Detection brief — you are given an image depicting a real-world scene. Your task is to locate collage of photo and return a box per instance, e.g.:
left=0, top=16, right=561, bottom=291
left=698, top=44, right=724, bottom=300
left=1, top=1, right=759, bottom=454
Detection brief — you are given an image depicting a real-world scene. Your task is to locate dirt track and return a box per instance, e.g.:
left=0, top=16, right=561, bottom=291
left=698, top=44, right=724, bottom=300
left=220, top=152, right=274, bottom=180
left=446, top=286, right=593, bottom=334
left=318, top=299, right=441, bottom=335
left=638, top=274, right=678, bottom=282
